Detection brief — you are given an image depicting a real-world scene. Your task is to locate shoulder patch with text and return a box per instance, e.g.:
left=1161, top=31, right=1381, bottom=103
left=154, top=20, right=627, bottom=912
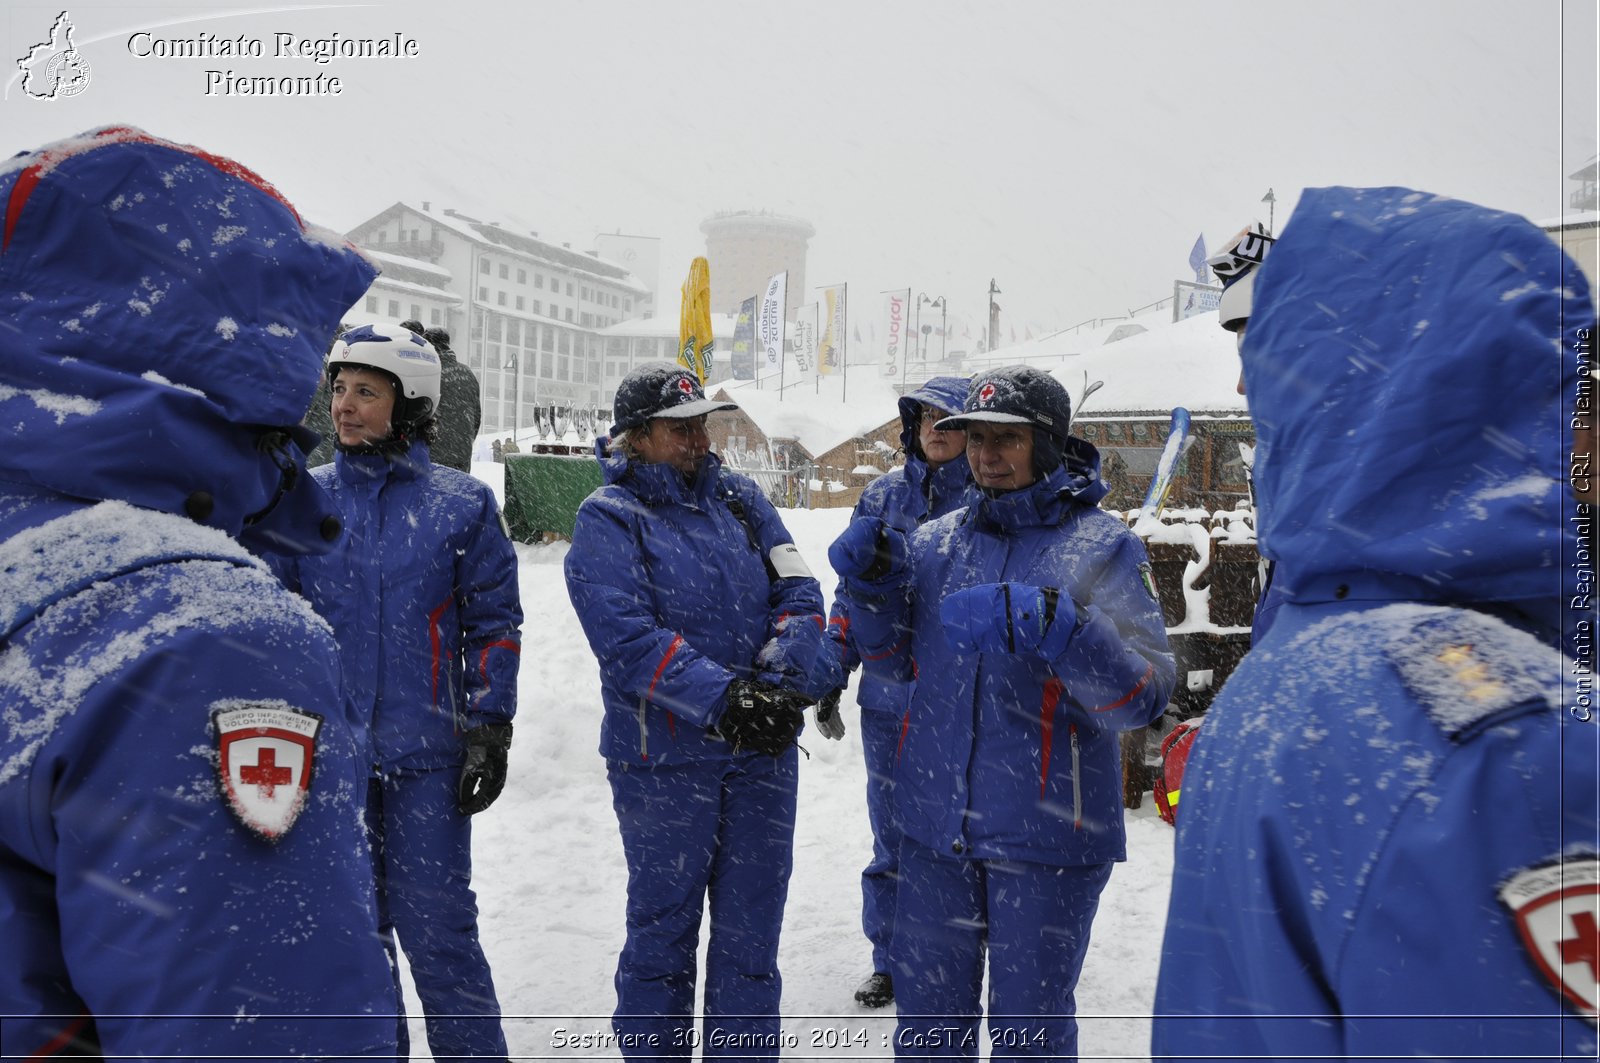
left=1499, top=855, right=1599, bottom=1023
left=213, top=700, right=323, bottom=842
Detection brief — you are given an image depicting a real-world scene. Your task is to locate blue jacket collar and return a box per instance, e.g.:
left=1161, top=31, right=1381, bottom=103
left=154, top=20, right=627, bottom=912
left=973, top=441, right=1107, bottom=533
left=605, top=449, right=723, bottom=508
left=335, top=440, right=432, bottom=485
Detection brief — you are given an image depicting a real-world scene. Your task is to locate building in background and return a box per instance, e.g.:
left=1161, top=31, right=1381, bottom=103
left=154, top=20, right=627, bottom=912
left=700, top=210, right=815, bottom=319
left=593, top=232, right=662, bottom=317
left=345, top=202, right=654, bottom=435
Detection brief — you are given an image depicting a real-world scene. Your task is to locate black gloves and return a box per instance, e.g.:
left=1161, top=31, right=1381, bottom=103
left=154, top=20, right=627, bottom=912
left=719, top=679, right=810, bottom=756
left=458, top=722, right=513, bottom=815
left=815, top=688, right=847, bottom=741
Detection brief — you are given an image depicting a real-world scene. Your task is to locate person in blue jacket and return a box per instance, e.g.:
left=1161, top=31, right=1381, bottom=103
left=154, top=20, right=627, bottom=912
left=821, top=375, right=974, bottom=1009
left=564, top=363, right=842, bottom=1060
left=0, top=126, right=396, bottom=1057
left=832, top=366, right=1175, bottom=1061
left=1152, top=187, right=1599, bottom=1059
left=271, top=323, right=523, bottom=1063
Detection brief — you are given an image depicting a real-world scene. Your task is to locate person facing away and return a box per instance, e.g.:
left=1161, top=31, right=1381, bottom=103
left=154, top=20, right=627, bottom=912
left=1152, top=186, right=1599, bottom=1059
left=563, top=362, right=842, bottom=1061
left=0, top=125, right=397, bottom=1057
left=820, top=374, right=975, bottom=1010
left=831, top=366, right=1175, bottom=1062
left=422, top=325, right=483, bottom=473
left=268, top=322, right=523, bottom=1063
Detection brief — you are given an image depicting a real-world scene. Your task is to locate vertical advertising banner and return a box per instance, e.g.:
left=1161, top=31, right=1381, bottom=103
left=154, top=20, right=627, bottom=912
left=819, top=285, right=845, bottom=376
left=882, top=289, right=908, bottom=378
left=793, top=303, right=819, bottom=380
left=731, top=296, right=756, bottom=380
left=758, top=271, right=788, bottom=378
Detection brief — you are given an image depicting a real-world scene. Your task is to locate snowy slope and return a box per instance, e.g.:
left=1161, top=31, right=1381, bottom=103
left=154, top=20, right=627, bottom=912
left=418, top=481, right=1176, bottom=1062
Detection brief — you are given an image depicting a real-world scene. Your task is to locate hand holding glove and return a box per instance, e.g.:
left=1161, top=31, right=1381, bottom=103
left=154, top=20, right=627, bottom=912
left=719, top=679, right=810, bottom=756
left=828, top=516, right=909, bottom=585
left=940, top=583, right=1079, bottom=659
left=458, top=722, right=513, bottom=815
left=814, top=688, right=847, bottom=741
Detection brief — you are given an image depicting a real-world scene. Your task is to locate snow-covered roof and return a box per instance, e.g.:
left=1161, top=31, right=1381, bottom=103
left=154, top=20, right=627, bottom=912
left=363, top=247, right=451, bottom=279
left=715, top=370, right=905, bottom=458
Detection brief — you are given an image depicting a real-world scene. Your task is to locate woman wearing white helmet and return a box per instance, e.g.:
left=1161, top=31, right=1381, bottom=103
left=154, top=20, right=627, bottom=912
left=270, top=321, right=523, bottom=1063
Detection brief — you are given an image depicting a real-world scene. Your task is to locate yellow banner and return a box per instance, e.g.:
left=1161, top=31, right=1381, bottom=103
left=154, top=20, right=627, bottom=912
left=678, top=256, right=714, bottom=385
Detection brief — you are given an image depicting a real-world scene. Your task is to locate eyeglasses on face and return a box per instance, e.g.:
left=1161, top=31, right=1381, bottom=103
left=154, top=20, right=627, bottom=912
left=919, top=408, right=960, bottom=430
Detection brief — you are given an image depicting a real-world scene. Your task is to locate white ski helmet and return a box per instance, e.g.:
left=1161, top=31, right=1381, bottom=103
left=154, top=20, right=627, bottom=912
left=327, top=322, right=441, bottom=429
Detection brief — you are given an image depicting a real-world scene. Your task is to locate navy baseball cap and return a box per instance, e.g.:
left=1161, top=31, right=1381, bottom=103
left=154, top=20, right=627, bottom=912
left=936, top=365, right=1071, bottom=444
left=609, top=362, right=738, bottom=436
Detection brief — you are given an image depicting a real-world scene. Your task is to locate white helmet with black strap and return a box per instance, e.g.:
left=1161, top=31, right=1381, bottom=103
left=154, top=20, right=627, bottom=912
left=326, top=322, right=441, bottom=437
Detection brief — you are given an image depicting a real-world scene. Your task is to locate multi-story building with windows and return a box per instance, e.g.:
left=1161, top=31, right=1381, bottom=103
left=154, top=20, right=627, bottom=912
left=345, top=202, right=655, bottom=434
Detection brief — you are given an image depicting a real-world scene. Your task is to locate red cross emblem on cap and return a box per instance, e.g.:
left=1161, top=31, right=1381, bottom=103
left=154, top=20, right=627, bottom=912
left=978, top=382, right=997, bottom=405
left=677, top=376, right=695, bottom=397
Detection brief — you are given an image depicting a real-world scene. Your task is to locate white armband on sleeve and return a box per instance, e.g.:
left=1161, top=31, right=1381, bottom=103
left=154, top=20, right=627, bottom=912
left=769, top=543, right=813, bottom=579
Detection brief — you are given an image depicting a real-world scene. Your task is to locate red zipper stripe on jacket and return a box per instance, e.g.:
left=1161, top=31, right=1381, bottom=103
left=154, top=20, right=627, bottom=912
left=3, top=126, right=300, bottom=252
left=1084, top=663, right=1155, bottom=714
left=428, top=595, right=452, bottom=709
left=646, top=635, right=684, bottom=744
left=477, top=639, right=521, bottom=706
left=1039, top=676, right=1065, bottom=798
left=26, top=1012, right=92, bottom=1059
left=895, top=658, right=918, bottom=760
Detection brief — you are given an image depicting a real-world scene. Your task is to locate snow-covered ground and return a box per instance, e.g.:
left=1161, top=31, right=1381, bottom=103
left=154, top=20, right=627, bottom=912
left=409, top=471, right=1177, bottom=1062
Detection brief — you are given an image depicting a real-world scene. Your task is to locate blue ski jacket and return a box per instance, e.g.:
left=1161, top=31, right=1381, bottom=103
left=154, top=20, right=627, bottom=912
left=846, top=451, right=1175, bottom=866
left=0, top=128, right=395, bottom=1057
left=565, top=450, right=840, bottom=764
left=272, top=443, right=522, bottom=773
left=1153, top=187, right=1599, bottom=1059
left=830, top=375, right=976, bottom=712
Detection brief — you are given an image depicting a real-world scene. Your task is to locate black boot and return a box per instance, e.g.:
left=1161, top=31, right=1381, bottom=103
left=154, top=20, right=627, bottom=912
left=854, top=971, right=893, bottom=1008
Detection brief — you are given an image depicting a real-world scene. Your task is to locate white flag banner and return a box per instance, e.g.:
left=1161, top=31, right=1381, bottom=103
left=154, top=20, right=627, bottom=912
left=882, top=289, right=909, bottom=378
left=758, top=271, right=788, bottom=376
left=794, top=302, right=819, bottom=382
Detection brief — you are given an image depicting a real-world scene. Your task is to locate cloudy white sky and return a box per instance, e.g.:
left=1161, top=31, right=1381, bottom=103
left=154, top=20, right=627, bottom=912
left=3, top=0, right=1595, bottom=336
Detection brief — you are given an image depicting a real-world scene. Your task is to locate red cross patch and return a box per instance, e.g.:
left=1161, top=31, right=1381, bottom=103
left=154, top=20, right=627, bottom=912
left=978, top=382, right=997, bottom=405
left=676, top=376, right=695, bottom=397
left=1500, top=856, right=1600, bottom=1022
left=213, top=702, right=322, bottom=842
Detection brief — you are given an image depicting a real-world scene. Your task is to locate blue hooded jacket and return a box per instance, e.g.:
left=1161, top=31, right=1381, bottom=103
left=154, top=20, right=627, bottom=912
left=829, top=375, right=976, bottom=711
left=565, top=450, right=841, bottom=764
left=846, top=443, right=1174, bottom=866
left=271, top=443, right=523, bottom=772
left=0, top=128, right=395, bottom=1057
left=1154, top=187, right=1598, bottom=1059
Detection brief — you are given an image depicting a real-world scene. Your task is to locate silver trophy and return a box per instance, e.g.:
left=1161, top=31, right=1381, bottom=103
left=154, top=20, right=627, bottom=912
left=553, top=404, right=572, bottom=441
left=574, top=408, right=592, bottom=442
left=535, top=405, right=551, bottom=441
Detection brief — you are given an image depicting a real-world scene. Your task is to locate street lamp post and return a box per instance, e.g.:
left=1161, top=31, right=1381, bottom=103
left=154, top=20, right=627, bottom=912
left=987, top=279, right=1001, bottom=353
left=920, top=294, right=947, bottom=363
left=504, top=352, right=519, bottom=440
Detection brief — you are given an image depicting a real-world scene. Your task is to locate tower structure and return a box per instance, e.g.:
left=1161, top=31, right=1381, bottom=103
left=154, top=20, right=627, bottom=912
left=700, top=210, right=815, bottom=318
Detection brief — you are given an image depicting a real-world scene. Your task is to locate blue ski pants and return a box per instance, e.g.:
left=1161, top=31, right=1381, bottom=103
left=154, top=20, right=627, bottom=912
left=607, top=749, right=798, bottom=1062
left=892, top=836, right=1113, bottom=1063
left=368, top=768, right=507, bottom=1063
left=860, top=706, right=904, bottom=974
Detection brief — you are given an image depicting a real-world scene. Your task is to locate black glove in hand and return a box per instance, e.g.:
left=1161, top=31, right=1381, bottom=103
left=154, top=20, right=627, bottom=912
left=458, top=722, right=513, bottom=815
left=815, top=688, right=847, bottom=741
left=719, top=679, right=808, bottom=757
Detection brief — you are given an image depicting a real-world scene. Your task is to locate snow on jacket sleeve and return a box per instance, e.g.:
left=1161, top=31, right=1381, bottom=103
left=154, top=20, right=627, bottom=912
left=1048, top=532, right=1173, bottom=731
left=734, top=481, right=841, bottom=700
left=455, top=487, right=522, bottom=730
left=2, top=556, right=395, bottom=1058
left=565, top=492, right=742, bottom=728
